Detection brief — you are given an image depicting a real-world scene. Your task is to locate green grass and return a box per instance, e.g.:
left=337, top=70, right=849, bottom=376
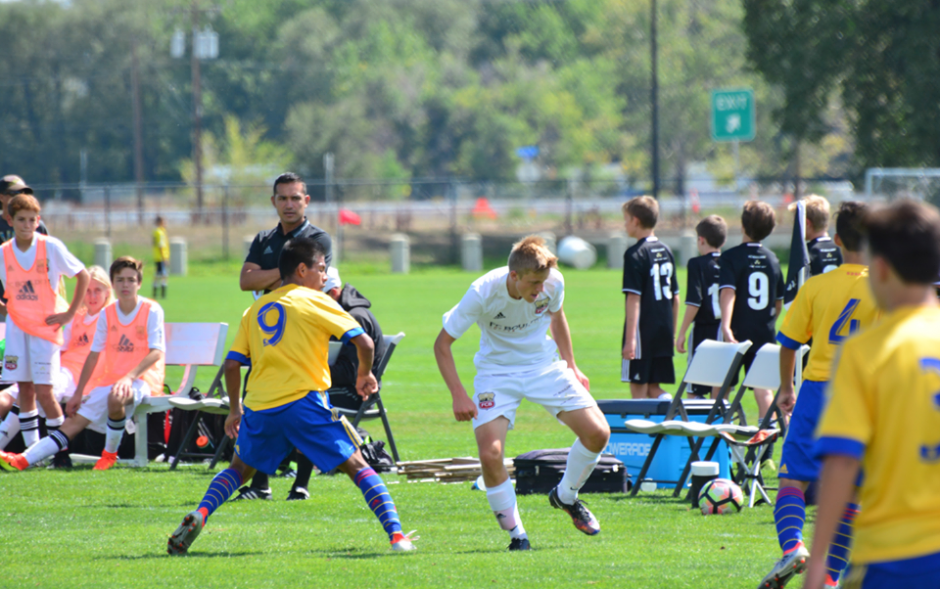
left=1, top=263, right=797, bottom=589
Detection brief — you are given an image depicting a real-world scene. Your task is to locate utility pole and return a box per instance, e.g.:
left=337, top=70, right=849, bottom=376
left=131, top=41, right=145, bottom=226
left=191, top=2, right=204, bottom=221
left=650, top=0, right=660, bottom=199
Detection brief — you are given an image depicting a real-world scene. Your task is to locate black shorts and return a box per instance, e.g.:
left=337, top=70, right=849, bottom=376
left=689, top=323, right=720, bottom=397
left=156, top=261, right=168, bottom=276
left=728, top=342, right=767, bottom=388
left=327, top=387, right=363, bottom=412
left=622, top=356, right=675, bottom=385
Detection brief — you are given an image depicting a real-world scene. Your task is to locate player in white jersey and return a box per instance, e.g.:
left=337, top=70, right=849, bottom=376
left=434, top=236, right=610, bottom=550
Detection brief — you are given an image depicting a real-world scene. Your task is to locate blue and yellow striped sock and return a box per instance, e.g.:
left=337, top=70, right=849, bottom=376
left=775, top=486, right=806, bottom=554
left=197, top=468, right=243, bottom=523
left=354, top=467, right=402, bottom=540
left=826, top=502, right=859, bottom=583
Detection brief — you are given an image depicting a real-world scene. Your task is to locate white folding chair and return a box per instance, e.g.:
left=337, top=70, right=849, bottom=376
left=627, top=340, right=752, bottom=496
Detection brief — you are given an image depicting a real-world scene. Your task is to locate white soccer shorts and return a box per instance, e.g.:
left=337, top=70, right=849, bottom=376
left=76, top=379, right=150, bottom=434
left=472, top=360, right=596, bottom=430
left=3, top=316, right=61, bottom=385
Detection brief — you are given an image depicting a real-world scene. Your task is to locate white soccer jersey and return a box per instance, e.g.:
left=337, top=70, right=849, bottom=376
left=443, top=266, right=564, bottom=373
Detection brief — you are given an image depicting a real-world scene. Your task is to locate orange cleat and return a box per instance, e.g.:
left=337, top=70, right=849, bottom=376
left=0, top=450, right=28, bottom=472
left=93, top=451, right=119, bottom=471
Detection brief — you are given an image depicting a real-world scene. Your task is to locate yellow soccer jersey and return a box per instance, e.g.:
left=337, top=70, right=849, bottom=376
left=776, top=264, right=879, bottom=382
left=816, top=305, right=940, bottom=564
left=227, top=283, right=364, bottom=411
left=152, top=227, right=169, bottom=262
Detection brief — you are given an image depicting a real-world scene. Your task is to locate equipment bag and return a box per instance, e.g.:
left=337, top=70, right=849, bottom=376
left=513, top=448, right=630, bottom=495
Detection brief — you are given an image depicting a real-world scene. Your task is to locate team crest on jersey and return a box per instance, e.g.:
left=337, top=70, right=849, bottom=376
left=4, top=355, right=17, bottom=371
left=136, top=326, right=147, bottom=339
left=534, top=299, right=549, bottom=314
left=478, top=392, right=496, bottom=409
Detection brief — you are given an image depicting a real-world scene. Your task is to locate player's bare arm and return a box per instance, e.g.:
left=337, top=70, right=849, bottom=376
left=719, top=288, right=736, bottom=342
left=112, top=348, right=164, bottom=400
left=804, top=455, right=861, bottom=589
left=671, top=294, right=679, bottom=350
left=777, top=346, right=798, bottom=413
left=46, top=267, right=90, bottom=326
left=676, top=304, right=699, bottom=353
left=433, top=328, right=477, bottom=422
left=622, top=294, right=640, bottom=360
left=223, top=357, right=245, bottom=438
left=350, top=332, right=378, bottom=400
left=239, top=262, right=281, bottom=292
left=67, top=349, right=101, bottom=416
left=549, top=307, right=589, bottom=391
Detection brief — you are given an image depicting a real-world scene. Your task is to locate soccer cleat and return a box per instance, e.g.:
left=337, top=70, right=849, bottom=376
left=390, top=530, right=419, bottom=552
left=167, top=511, right=205, bottom=555
left=0, top=450, right=28, bottom=472
left=232, top=486, right=272, bottom=501
left=93, top=451, right=119, bottom=471
left=508, top=537, right=531, bottom=551
left=758, top=544, right=810, bottom=589
left=49, top=452, right=73, bottom=470
left=286, top=487, right=310, bottom=501
left=823, top=574, right=840, bottom=588
left=548, top=487, right=600, bottom=535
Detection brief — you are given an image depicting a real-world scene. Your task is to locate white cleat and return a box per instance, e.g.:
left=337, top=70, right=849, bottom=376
left=390, top=530, right=419, bottom=552
left=758, top=544, right=810, bottom=589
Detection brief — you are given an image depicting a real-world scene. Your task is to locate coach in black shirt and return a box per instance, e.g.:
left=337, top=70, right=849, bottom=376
left=234, top=172, right=332, bottom=501
left=239, top=172, right=332, bottom=295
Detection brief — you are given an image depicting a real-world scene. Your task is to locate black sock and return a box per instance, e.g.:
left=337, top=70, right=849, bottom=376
left=251, top=471, right=270, bottom=490
left=161, top=285, right=166, bottom=298
left=293, top=456, right=315, bottom=491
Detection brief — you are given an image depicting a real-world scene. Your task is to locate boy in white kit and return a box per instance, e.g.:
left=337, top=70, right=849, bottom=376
left=434, top=236, right=610, bottom=550
left=0, top=194, right=88, bottom=453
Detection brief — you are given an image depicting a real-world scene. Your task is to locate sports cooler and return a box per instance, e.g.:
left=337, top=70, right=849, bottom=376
left=598, top=399, right=731, bottom=489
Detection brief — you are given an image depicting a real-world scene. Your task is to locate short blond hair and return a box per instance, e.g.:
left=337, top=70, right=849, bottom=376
left=84, top=265, right=115, bottom=310
left=789, top=194, right=831, bottom=232
left=508, top=236, right=558, bottom=275
left=622, top=196, right=659, bottom=229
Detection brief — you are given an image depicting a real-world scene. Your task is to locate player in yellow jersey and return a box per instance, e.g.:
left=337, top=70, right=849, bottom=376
left=165, top=237, right=416, bottom=555
left=803, top=200, right=940, bottom=589
left=152, top=216, right=169, bottom=299
left=758, top=202, right=878, bottom=589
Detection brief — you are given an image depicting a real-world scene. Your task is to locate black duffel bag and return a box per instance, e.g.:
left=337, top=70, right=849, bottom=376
left=513, top=448, right=630, bottom=495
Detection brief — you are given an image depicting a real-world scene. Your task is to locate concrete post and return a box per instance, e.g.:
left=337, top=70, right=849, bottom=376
left=93, top=238, right=112, bottom=271
left=390, top=233, right=410, bottom=274
left=679, top=229, right=697, bottom=266
left=607, top=232, right=628, bottom=269
left=461, top=233, right=483, bottom=272
left=170, top=237, right=187, bottom=276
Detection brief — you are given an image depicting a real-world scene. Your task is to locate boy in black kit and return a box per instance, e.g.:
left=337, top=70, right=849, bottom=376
left=676, top=215, right=727, bottom=399
left=621, top=196, right=679, bottom=400
left=719, top=201, right=784, bottom=419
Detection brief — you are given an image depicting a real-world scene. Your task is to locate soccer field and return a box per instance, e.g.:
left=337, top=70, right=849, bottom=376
left=1, top=263, right=792, bottom=589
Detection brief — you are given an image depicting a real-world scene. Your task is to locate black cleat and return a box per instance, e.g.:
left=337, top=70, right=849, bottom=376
left=548, top=486, right=601, bottom=535
left=286, top=487, right=310, bottom=501
left=508, top=537, right=531, bottom=551
left=49, top=452, right=72, bottom=469
left=232, top=486, right=272, bottom=501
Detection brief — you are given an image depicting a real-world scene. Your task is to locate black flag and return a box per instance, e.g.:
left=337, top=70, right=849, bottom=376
left=784, top=200, right=810, bottom=309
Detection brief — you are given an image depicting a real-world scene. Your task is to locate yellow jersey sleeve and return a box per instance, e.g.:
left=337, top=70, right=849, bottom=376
left=227, top=307, right=253, bottom=365
left=778, top=279, right=815, bottom=347
left=302, top=293, right=364, bottom=343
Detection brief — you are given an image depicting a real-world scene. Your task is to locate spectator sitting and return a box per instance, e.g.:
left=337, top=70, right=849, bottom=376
left=323, top=267, right=386, bottom=412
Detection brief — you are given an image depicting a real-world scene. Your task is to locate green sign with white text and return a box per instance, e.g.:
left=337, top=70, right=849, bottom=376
left=711, top=89, right=755, bottom=142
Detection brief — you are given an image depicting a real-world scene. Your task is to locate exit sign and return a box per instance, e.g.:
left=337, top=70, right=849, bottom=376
left=711, top=89, right=755, bottom=142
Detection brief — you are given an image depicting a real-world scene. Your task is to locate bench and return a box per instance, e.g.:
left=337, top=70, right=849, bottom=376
left=70, top=322, right=228, bottom=467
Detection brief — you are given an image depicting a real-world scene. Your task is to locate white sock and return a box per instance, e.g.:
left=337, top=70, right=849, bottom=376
left=23, top=431, right=69, bottom=467
left=45, top=415, right=64, bottom=429
left=104, top=417, right=126, bottom=453
left=557, top=439, right=602, bottom=505
left=19, top=410, right=40, bottom=447
left=0, top=411, right=20, bottom=450
left=486, top=478, right=526, bottom=539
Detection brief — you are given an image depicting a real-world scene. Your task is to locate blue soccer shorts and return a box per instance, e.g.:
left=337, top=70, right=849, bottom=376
left=234, top=391, right=362, bottom=475
left=779, top=379, right=827, bottom=482
left=842, top=550, right=940, bottom=589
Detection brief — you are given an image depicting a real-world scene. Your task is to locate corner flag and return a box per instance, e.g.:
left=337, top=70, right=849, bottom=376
left=783, top=200, right=810, bottom=310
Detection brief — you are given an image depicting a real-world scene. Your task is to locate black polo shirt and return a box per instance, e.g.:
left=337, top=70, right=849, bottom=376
left=244, top=218, right=332, bottom=293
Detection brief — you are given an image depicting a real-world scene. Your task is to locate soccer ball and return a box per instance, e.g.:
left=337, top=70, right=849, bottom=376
left=699, top=478, right=744, bottom=515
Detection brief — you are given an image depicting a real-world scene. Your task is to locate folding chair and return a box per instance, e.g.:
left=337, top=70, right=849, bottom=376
left=331, top=332, right=404, bottom=463
left=627, top=340, right=752, bottom=496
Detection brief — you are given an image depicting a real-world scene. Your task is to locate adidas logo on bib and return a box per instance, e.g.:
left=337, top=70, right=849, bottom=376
left=15, top=281, right=38, bottom=301
left=117, top=334, right=134, bottom=353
